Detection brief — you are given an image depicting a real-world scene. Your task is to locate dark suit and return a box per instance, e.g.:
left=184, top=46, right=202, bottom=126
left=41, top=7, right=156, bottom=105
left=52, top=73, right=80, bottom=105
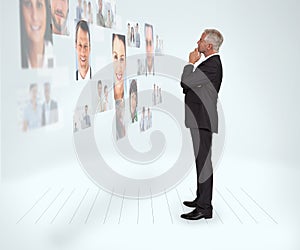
left=180, top=54, right=222, bottom=212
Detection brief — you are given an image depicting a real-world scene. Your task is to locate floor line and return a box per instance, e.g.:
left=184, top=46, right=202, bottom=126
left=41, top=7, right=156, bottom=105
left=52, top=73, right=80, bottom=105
left=241, top=187, right=278, bottom=224
left=214, top=208, right=224, bottom=224
left=51, top=188, right=75, bottom=224
left=164, top=190, right=173, bottom=224
left=216, top=188, right=243, bottom=224
left=68, top=188, right=89, bottom=224
left=150, top=188, right=154, bottom=224
left=16, top=188, right=51, bottom=224
left=226, top=187, right=258, bottom=223
left=118, top=189, right=126, bottom=224
left=85, top=189, right=100, bottom=224
left=137, top=188, right=140, bottom=224
left=35, top=188, right=64, bottom=224
left=103, top=189, right=114, bottom=224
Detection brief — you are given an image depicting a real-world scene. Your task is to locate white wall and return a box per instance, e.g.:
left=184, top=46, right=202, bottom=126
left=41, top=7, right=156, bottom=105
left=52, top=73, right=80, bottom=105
left=1, top=0, right=300, bottom=179
left=118, top=0, right=300, bottom=166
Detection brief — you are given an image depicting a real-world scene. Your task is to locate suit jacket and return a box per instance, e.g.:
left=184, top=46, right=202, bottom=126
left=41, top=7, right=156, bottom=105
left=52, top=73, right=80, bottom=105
left=180, top=55, right=222, bottom=133
left=42, top=100, right=58, bottom=126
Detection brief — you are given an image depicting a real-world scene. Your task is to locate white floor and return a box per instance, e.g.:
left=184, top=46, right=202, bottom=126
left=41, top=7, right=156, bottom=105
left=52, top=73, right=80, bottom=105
left=1, top=156, right=299, bottom=250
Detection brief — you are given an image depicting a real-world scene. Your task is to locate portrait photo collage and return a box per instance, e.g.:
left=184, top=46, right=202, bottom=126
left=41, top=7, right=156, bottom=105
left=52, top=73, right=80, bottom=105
left=18, top=0, right=165, bottom=139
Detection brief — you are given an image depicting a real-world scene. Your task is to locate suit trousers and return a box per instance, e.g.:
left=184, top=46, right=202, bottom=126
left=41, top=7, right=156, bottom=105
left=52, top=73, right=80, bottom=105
left=190, top=128, right=213, bottom=211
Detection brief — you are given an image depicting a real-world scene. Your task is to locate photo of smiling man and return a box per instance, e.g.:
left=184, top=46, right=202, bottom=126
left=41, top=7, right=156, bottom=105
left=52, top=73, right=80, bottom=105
left=75, top=20, right=92, bottom=81
left=50, top=0, right=69, bottom=35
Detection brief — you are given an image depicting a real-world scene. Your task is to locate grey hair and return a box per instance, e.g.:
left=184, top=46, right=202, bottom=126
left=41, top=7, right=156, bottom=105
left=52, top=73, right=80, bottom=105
left=204, top=29, right=224, bottom=52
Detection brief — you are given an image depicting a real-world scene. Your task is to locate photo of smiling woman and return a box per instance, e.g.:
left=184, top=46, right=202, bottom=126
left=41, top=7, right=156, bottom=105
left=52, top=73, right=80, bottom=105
left=112, top=33, right=126, bottom=140
left=112, top=33, right=126, bottom=101
left=19, top=0, right=54, bottom=69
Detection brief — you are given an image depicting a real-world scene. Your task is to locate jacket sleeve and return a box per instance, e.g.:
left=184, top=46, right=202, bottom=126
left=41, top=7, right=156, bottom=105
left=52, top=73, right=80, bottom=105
left=181, top=62, right=217, bottom=90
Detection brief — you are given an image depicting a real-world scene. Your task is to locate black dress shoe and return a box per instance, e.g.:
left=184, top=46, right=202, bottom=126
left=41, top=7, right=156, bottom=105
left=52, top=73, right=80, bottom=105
left=181, top=208, right=212, bottom=220
left=183, top=200, right=197, bottom=208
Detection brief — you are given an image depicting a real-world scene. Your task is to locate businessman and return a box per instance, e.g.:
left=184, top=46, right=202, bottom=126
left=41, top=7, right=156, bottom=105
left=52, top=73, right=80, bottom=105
left=75, top=20, right=92, bottom=81
left=180, top=29, right=223, bottom=220
left=144, top=23, right=155, bottom=75
left=42, top=82, right=58, bottom=126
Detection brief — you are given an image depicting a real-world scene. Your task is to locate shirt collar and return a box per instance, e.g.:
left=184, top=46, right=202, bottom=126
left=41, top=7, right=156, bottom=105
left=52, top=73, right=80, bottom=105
left=78, top=67, right=91, bottom=80
left=203, top=52, right=219, bottom=62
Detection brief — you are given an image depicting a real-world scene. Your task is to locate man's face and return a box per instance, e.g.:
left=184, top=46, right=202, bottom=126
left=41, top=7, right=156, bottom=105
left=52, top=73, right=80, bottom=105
left=197, top=32, right=208, bottom=54
left=22, top=0, right=46, bottom=44
left=51, top=0, right=69, bottom=34
left=145, top=26, right=153, bottom=58
left=76, top=27, right=90, bottom=71
left=85, top=106, right=88, bottom=113
left=135, top=24, right=138, bottom=33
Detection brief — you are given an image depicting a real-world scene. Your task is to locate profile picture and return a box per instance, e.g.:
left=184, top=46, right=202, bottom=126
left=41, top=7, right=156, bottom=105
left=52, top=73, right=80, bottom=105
left=20, top=82, right=59, bottom=132
left=152, top=83, right=162, bottom=106
left=129, top=79, right=138, bottom=123
left=96, top=80, right=112, bottom=112
left=73, top=104, right=92, bottom=132
left=76, top=0, right=94, bottom=24
left=112, top=33, right=126, bottom=100
left=50, top=0, right=70, bottom=35
left=41, top=82, right=59, bottom=125
left=22, top=83, right=42, bottom=131
left=75, top=0, right=82, bottom=22
left=137, top=58, right=145, bottom=75
left=87, top=1, right=94, bottom=24
left=155, top=34, right=164, bottom=55
left=96, top=0, right=105, bottom=27
left=126, top=22, right=141, bottom=48
left=19, top=0, right=54, bottom=69
left=81, top=104, right=91, bottom=129
left=93, top=0, right=116, bottom=28
left=139, top=106, right=152, bottom=132
left=144, top=23, right=155, bottom=75
left=75, top=20, right=92, bottom=81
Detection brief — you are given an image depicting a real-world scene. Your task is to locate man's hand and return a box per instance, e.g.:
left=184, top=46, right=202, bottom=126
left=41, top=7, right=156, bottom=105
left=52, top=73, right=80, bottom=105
left=189, top=48, right=201, bottom=64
